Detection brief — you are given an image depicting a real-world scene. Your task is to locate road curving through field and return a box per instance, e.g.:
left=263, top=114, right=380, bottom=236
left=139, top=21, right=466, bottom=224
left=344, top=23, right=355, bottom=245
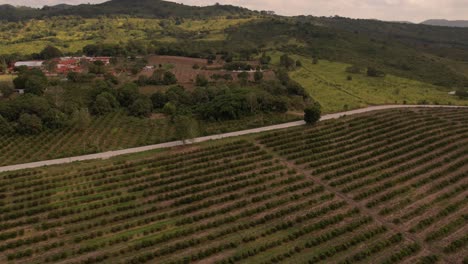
left=0, top=104, right=466, bottom=173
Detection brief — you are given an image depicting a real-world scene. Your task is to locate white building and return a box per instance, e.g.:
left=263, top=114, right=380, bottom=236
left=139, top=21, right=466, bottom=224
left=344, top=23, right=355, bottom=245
left=14, top=61, right=45, bottom=68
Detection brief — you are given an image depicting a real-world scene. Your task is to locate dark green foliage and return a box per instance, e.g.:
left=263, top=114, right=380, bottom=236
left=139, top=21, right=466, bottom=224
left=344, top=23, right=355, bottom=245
left=211, top=73, right=233, bottom=81
left=0, top=114, right=13, bottom=134
left=254, top=71, right=264, bottom=82
left=304, top=102, right=321, bottom=124
left=39, top=45, right=63, bottom=60
left=174, top=115, right=199, bottom=141
left=92, top=92, right=119, bottom=115
left=42, top=108, right=67, bottom=129
left=129, top=96, right=153, bottom=117
left=367, top=67, right=386, bottom=77
left=163, top=71, right=177, bottom=85
left=280, top=54, right=296, bottom=70
left=260, top=53, right=271, bottom=65
left=117, top=83, right=139, bottom=107
left=13, top=68, right=48, bottom=95
left=455, top=90, right=468, bottom=99
left=224, top=62, right=253, bottom=71
left=17, top=113, right=43, bottom=134
left=140, top=69, right=178, bottom=86
left=346, top=65, right=361, bottom=74
left=195, top=74, right=209, bottom=87
left=88, top=61, right=106, bottom=75
left=0, top=83, right=14, bottom=98
left=237, top=72, right=249, bottom=85
left=151, top=91, right=168, bottom=109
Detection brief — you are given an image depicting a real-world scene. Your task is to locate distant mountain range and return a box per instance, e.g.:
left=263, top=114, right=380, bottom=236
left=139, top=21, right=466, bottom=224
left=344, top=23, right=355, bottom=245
left=421, top=19, right=468, bottom=28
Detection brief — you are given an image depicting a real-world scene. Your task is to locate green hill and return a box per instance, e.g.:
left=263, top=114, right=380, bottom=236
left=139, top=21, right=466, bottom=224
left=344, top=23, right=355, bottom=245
left=0, top=0, right=254, bottom=21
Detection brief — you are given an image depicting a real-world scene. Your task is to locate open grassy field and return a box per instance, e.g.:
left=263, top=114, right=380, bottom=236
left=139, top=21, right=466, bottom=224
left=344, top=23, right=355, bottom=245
left=0, top=108, right=466, bottom=263
left=0, top=74, right=14, bottom=83
left=288, top=56, right=468, bottom=113
left=0, top=111, right=299, bottom=166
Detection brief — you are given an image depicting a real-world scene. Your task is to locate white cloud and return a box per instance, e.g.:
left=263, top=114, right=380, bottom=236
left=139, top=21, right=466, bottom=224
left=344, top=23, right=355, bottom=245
left=0, top=0, right=467, bottom=22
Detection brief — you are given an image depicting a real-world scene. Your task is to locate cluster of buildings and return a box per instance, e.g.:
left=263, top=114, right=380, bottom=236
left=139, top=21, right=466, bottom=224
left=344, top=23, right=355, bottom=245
left=11, top=56, right=111, bottom=75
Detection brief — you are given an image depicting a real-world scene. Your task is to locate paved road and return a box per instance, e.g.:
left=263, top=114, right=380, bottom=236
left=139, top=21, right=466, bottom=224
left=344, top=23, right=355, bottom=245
left=0, top=105, right=466, bottom=173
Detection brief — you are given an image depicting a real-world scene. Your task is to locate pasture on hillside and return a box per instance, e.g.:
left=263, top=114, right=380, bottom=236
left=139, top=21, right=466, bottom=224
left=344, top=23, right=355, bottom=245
left=288, top=56, right=468, bottom=113
left=0, top=108, right=466, bottom=263
left=0, top=17, right=253, bottom=54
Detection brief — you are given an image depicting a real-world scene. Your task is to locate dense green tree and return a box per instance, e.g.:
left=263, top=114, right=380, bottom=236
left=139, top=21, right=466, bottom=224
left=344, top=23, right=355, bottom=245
left=304, top=102, right=322, bottom=124
left=237, top=72, right=249, bottom=85
left=280, top=54, right=296, bottom=70
left=151, top=91, right=168, bottom=109
left=129, top=97, right=153, bottom=117
left=259, top=53, right=271, bottom=65
left=39, top=45, right=63, bottom=60
left=67, top=72, right=80, bottom=82
left=195, top=74, right=209, bottom=87
left=24, top=75, right=47, bottom=95
left=162, top=102, right=177, bottom=117
left=92, top=95, right=112, bottom=115
left=13, top=68, right=48, bottom=95
left=89, top=61, right=106, bottom=75
left=0, top=114, right=13, bottom=134
left=455, top=90, right=468, bottom=99
left=254, top=71, right=264, bottom=83
left=163, top=71, right=177, bottom=85
left=42, top=108, right=67, bottom=129
left=17, top=113, right=43, bottom=134
left=174, top=115, right=199, bottom=142
left=117, top=83, right=139, bottom=107
left=367, top=67, right=385, bottom=77
left=0, top=83, right=14, bottom=98
left=72, top=108, right=91, bottom=131
left=286, top=81, right=306, bottom=97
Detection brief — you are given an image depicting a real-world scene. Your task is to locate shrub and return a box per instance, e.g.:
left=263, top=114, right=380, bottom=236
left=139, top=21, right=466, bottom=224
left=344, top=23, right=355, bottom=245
left=304, top=102, right=321, bottom=124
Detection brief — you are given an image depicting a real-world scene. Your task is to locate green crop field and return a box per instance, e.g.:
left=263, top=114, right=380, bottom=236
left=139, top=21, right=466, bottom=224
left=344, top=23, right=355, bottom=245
left=0, top=108, right=466, bottom=263
left=288, top=56, right=468, bottom=113
left=0, top=111, right=299, bottom=166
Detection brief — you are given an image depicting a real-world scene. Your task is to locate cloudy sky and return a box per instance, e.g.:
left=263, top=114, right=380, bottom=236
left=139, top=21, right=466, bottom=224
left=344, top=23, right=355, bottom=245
left=1, top=0, right=467, bottom=22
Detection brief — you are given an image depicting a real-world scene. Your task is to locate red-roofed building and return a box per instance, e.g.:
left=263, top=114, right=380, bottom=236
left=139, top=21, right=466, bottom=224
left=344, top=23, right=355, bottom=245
left=55, top=57, right=82, bottom=74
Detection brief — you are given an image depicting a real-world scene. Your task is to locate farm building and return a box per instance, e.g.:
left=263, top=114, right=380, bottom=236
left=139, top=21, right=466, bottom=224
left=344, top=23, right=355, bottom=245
left=13, top=61, right=45, bottom=68
left=55, top=57, right=83, bottom=74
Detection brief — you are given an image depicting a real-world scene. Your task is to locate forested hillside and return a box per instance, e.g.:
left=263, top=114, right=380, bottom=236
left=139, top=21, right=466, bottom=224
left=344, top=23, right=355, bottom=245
left=0, top=0, right=254, bottom=21
left=1, top=0, right=468, bottom=88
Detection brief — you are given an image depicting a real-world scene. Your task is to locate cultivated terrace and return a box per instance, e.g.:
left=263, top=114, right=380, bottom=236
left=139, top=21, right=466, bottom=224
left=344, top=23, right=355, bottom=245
left=0, top=107, right=466, bottom=264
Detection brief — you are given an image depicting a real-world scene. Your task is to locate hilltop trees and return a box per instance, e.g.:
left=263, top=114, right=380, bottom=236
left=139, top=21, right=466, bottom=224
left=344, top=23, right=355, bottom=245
left=39, top=45, right=63, bottom=60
